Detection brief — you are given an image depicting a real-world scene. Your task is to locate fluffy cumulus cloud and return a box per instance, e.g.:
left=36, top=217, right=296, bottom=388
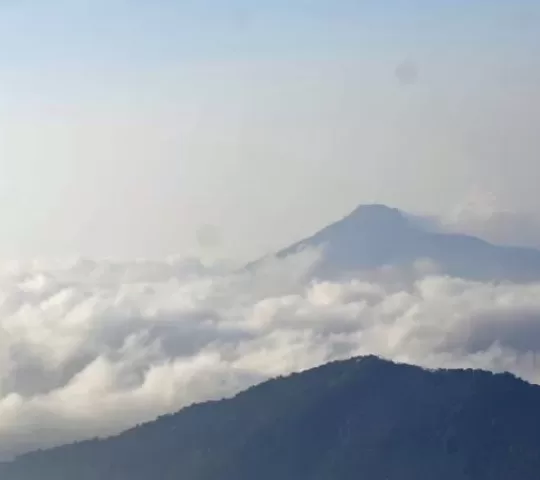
left=2, top=251, right=540, bottom=458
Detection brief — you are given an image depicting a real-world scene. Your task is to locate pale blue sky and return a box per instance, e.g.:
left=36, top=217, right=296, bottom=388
left=1, top=1, right=540, bottom=261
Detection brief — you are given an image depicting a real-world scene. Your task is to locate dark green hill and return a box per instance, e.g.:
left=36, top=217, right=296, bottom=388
left=2, top=356, right=540, bottom=479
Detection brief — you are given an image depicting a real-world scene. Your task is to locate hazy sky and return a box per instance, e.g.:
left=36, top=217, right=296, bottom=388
left=2, top=0, right=540, bottom=261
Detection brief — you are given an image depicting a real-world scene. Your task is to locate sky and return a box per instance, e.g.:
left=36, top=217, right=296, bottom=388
left=2, top=0, right=540, bottom=261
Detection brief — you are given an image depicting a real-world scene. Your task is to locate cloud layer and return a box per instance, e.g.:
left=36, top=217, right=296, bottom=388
left=438, top=188, right=540, bottom=249
left=2, top=252, right=540, bottom=458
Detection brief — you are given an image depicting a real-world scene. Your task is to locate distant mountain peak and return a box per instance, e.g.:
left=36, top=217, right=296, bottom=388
left=341, top=204, right=410, bottom=229
left=347, top=203, right=402, bottom=216
left=272, top=203, right=540, bottom=282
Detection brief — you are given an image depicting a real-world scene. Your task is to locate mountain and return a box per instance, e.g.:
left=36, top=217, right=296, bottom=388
left=3, top=356, right=540, bottom=480
left=273, top=204, right=540, bottom=281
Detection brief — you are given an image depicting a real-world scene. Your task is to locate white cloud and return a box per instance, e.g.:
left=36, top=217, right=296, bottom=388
left=2, top=253, right=540, bottom=458
left=439, top=187, right=540, bottom=248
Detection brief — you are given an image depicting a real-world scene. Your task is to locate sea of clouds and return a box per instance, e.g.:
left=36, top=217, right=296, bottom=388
left=2, top=249, right=540, bottom=458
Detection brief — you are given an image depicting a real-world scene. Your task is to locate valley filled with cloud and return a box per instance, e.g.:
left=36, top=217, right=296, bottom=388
left=2, top=250, right=540, bottom=458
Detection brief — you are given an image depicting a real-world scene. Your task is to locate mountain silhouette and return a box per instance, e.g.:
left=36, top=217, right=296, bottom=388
left=2, top=356, right=540, bottom=479
left=272, top=204, right=540, bottom=281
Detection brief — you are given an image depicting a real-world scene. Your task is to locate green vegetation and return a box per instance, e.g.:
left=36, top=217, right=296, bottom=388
left=2, top=356, right=540, bottom=479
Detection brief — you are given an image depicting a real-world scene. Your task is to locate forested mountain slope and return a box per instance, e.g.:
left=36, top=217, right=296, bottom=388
left=2, top=356, right=540, bottom=480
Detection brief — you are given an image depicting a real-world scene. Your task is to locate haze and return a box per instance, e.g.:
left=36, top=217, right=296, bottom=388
left=1, top=1, right=540, bottom=261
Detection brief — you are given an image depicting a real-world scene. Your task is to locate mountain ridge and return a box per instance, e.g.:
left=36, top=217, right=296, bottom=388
left=2, top=355, right=540, bottom=479
left=264, top=203, right=540, bottom=282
